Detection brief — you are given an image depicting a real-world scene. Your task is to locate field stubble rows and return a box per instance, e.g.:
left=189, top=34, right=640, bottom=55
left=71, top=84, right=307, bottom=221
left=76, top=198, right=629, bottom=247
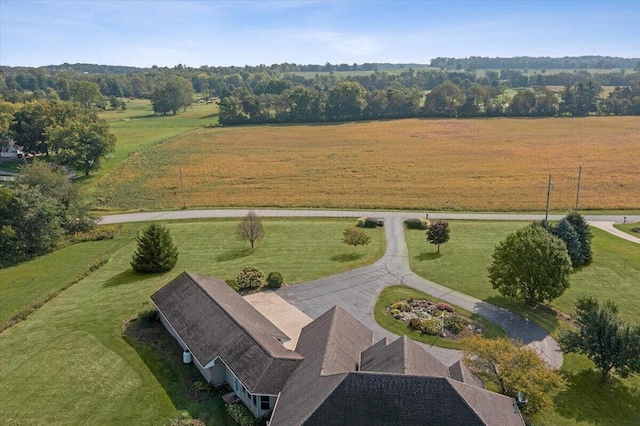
left=96, top=117, right=640, bottom=211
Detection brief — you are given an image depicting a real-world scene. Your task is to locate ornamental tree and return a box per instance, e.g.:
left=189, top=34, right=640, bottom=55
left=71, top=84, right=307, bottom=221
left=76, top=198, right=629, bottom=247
left=488, top=225, right=572, bottom=305
left=131, top=223, right=178, bottom=273
left=559, top=296, right=640, bottom=382
left=342, top=227, right=371, bottom=248
left=237, top=211, right=265, bottom=249
left=462, top=335, right=566, bottom=415
left=426, top=221, right=450, bottom=253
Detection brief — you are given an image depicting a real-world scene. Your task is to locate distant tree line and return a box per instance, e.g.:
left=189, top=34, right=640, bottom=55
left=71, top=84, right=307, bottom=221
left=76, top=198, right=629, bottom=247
left=1, top=57, right=638, bottom=124
left=429, top=56, right=640, bottom=71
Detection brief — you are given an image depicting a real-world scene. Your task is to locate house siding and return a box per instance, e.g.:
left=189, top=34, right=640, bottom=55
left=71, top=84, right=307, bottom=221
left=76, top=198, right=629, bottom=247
left=158, top=311, right=275, bottom=419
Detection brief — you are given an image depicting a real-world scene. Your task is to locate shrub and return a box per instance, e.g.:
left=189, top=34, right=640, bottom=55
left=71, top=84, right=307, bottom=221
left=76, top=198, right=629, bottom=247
left=390, top=301, right=411, bottom=312
left=420, top=318, right=442, bottom=335
left=357, top=217, right=378, bottom=228
left=408, top=317, right=421, bottom=329
left=237, top=266, right=265, bottom=290
left=632, top=227, right=640, bottom=233
left=390, top=308, right=401, bottom=318
left=445, top=315, right=470, bottom=334
left=227, top=403, right=258, bottom=426
left=67, top=224, right=120, bottom=244
left=405, top=218, right=430, bottom=230
left=266, top=272, right=283, bottom=288
left=436, top=302, right=453, bottom=312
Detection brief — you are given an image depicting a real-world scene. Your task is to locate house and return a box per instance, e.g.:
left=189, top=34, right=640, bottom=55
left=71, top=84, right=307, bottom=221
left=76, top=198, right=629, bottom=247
left=0, top=140, right=23, bottom=160
left=150, top=272, right=304, bottom=418
left=152, top=272, right=525, bottom=425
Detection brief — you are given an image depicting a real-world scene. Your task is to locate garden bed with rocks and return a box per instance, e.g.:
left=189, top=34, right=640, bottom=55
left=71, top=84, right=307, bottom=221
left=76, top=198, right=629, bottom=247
left=387, top=299, right=487, bottom=340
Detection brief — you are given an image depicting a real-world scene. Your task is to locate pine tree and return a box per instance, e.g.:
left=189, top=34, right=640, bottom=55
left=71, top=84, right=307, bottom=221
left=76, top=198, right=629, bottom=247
left=131, top=223, right=178, bottom=273
left=552, top=218, right=582, bottom=267
left=565, top=212, right=593, bottom=265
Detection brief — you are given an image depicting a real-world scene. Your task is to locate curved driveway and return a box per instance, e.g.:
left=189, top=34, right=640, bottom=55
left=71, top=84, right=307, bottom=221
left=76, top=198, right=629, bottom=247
left=101, top=209, right=639, bottom=368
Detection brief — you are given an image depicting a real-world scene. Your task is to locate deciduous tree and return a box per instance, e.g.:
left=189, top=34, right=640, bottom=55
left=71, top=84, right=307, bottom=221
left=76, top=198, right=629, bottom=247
left=130, top=223, right=179, bottom=273
left=342, top=227, right=371, bottom=248
left=559, top=296, right=640, bottom=382
left=488, top=225, right=572, bottom=305
left=426, top=221, right=450, bottom=253
left=462, top=335, right=566, bottom=415
left=237, top=211, right=264, bottom=249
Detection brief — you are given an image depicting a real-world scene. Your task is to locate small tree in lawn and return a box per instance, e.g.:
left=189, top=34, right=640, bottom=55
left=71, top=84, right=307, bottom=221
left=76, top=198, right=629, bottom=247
left=131, top=223, right=178, bottom=273
left=426, top=221, right=450, bottom=253
left=237, top=266, right=265, bottom=290
left=342, top=227, right=371, bottom=248
left=559, top=296, right=640, bottom=382
left=462, top=335, right=566, bottom=415
left=237, top=211, right=264, bottom=249
left=488, top=224, right=572, bottom=306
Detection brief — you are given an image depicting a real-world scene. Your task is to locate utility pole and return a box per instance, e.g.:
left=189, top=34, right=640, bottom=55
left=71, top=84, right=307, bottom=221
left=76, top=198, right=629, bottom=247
left=575, top=166, right=582, bottom=211
left=179, top=166, right=186, bottom=209
left=544, top=175, right=552, bottom=224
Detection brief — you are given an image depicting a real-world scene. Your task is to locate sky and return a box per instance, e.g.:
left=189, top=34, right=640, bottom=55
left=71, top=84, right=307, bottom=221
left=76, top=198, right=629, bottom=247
left=1, top=0, right=639, bottom=68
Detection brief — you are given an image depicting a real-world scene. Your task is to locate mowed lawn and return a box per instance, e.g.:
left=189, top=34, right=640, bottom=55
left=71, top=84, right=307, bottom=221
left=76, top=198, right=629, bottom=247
left=406, top=221, right=640, bottom=425
left=95, top=117, right=640, bottom=212
left=0, top=219, right=383, bottom=425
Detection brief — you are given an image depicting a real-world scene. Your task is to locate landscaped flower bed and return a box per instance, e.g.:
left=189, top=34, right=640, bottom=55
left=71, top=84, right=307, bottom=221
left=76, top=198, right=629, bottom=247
left=387, top=299, right=487, bottom=340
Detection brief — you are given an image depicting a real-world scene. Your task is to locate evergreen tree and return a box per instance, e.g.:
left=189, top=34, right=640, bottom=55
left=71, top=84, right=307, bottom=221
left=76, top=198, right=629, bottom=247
left=131, top=223, right=178, bottom=273
left=552, top=218, right=582, bottom=267
left=564, top=212, right=593, bottom=265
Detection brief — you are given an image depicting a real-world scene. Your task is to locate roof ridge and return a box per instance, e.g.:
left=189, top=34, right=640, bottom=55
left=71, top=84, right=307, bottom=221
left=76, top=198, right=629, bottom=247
left=319, top=306, right=340, bottom=376
left=401, top=335, right=409, bottom=375
left=185, top=272, right=302, bottom=361
left=446, top=377, right=519, bottom=424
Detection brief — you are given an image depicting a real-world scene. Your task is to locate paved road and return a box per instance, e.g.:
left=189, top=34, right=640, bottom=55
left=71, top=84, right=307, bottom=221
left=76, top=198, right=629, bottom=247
left=278, top=217, right=563, bottom=368
left=99, top=209, right=640, bottom=225
left=100, top=208, right=638, bottom=368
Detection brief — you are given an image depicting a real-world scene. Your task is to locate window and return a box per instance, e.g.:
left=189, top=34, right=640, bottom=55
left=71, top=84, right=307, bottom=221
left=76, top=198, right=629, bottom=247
left=261, top=396, right=270, bottom=410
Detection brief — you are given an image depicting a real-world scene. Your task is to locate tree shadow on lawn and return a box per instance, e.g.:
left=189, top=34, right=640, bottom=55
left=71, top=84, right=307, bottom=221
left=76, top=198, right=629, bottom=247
left=216, top=247, right=253, bottom=262
left=553, top=369, right=640, bottom=425
left=414, top=252, right=442, bottom=261
left=103, top=269, right=146, bottom=288
left=123, top=317, right=232, bottom=424
left=330, top=253, right=363, bottom=262
left=484, top=295, right=561, bottom=335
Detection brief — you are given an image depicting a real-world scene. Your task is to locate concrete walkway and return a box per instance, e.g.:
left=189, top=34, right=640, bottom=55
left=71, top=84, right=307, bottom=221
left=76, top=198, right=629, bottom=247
left=277, top=217, right=563, bottom=367
left=589, top=221, right=640, bottom=244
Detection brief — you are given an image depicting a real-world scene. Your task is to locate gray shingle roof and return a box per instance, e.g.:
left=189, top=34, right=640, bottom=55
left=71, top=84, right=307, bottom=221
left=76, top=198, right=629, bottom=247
left=150, top=271, right=303, bottom=395
left=361, top=334, right=450, bottom=377
left=269, top=306, right=524, bottom=426
left=449, top=359, right=486, bottom=389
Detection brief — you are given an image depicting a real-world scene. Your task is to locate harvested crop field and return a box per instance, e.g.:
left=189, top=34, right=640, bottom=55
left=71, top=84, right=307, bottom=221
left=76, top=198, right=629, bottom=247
left=96, top=117, right=640, bottom=211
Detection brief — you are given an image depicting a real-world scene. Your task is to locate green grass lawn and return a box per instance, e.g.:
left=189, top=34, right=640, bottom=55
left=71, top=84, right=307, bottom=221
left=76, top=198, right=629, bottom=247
left=374, top=285, right=506, bottom=350
left=0, top=218, right=383, bottom=425
left=614, top=222, right=640, bottom=238
left=406, top=221, right=640, bottom=425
